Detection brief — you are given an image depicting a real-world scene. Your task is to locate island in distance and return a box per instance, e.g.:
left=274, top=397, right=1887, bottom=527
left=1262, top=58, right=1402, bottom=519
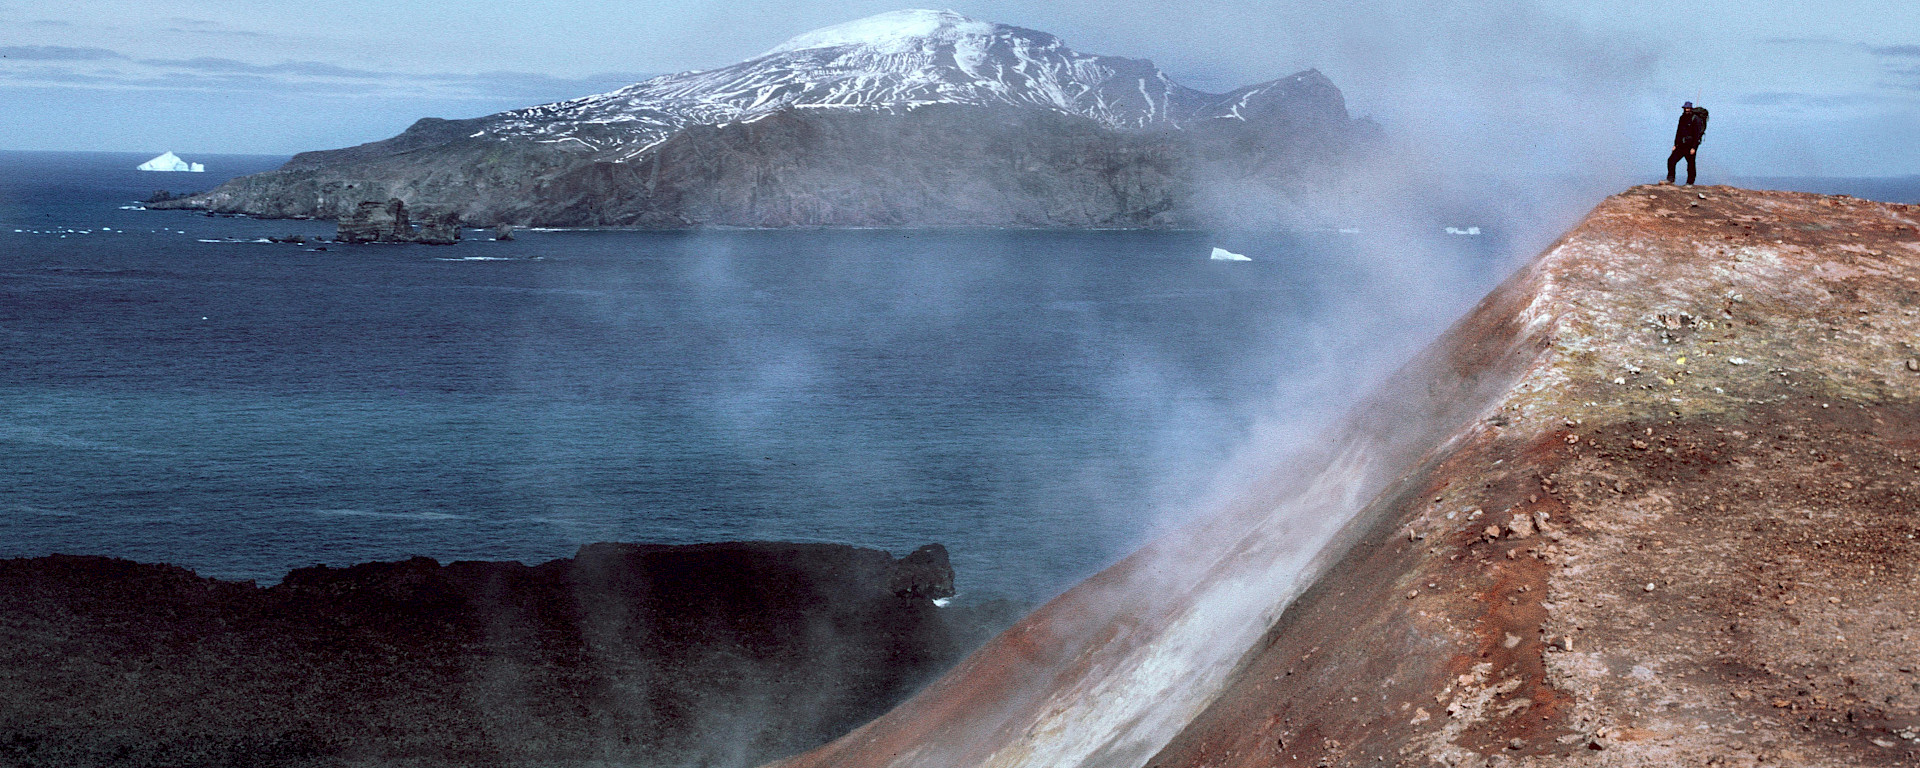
left=151, top=9, right=1378, bottom=229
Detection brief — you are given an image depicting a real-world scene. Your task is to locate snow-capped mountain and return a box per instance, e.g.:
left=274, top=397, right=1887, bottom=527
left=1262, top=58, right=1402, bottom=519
left=482, top=9, right=1327, bottom=160
left=162, top=10, right=1374, bottom=229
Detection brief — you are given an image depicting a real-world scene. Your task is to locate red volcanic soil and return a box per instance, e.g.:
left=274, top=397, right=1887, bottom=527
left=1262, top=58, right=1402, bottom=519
left=777, top=185, right=1920, bottom=768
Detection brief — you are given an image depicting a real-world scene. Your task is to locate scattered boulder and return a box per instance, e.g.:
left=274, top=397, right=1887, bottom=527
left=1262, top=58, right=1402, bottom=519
left=493, top=223, right=515, bottom=241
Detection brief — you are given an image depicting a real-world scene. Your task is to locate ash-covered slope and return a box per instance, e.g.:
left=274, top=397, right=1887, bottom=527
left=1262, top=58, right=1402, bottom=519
left=772, top=185, right=1920, bottom=768
left=153, top=10, right=1372, bottom=228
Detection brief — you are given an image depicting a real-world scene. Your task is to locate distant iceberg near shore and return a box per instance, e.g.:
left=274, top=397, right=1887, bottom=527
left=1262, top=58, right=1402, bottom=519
left=1209, top=247, right=1251, bottom=261
left=138, top=152, right=204, bottom=172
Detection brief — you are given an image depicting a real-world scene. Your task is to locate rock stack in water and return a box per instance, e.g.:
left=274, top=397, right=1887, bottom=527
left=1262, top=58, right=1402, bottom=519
left=415, top=211, right=462, bottom=245
left=335, top=197, right=460, bottom=244
left=335, top=198, right=410, bottom=243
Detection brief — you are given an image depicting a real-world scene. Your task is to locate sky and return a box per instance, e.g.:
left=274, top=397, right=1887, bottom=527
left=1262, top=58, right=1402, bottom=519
left=3, top=0, right=1917, bottom=176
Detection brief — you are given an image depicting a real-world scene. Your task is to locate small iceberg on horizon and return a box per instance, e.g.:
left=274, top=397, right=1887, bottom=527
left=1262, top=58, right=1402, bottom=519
left=1209, top=247, right=1251, bottom=262
left=137, top=152, right=204, bottom=172
left=1445, top=226, right=1482, bottom=236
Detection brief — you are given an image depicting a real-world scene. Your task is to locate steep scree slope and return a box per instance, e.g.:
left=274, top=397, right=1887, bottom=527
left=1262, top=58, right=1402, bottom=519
left=774, top=185, right=1920, bottom=768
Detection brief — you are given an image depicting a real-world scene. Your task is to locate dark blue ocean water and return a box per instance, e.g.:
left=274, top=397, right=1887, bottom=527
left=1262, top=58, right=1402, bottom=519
left=25, top=151, right=1858, bottom=600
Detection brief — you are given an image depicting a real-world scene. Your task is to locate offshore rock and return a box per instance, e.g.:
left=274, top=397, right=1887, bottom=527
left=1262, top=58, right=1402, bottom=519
left=147, top=11, right=1374, bottom=229
left=334, top=198, right=461, bottom=244
left=0, top=541, right=1009, bottom=768
left=415, top=211, right=462, bottom=245
left=335, top=197, right=412, bottom=243
left=773, top=185, right=1920, bottom=768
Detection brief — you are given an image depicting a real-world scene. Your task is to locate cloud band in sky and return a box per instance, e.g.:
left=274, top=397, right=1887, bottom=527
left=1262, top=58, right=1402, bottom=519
left=0, top=43, right=651, bottom=102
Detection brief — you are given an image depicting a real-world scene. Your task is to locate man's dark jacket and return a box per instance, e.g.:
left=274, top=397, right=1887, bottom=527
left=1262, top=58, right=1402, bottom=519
left=1675, top=108, right=1709, bottom=148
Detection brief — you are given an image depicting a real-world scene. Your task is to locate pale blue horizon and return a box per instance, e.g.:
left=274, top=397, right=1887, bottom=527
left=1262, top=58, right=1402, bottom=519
left=4, top=1, right=1917, bottom=176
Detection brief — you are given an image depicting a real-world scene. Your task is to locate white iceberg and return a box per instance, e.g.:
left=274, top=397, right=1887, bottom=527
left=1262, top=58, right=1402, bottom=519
left=1444, top=226, right=1482, bottom=236
left=1209, top=247, right=1251, bottom=261
left=137, top=152, right=204, bottom=172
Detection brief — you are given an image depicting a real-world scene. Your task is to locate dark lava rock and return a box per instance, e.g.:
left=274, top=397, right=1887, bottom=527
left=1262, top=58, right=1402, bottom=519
left=889, top=543, right=956, bottom=600
left=0, top=542, right=1011, bottom=768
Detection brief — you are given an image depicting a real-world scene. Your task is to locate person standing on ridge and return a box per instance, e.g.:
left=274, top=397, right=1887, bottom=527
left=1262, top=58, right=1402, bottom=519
left=1664, top=101, right=1709, bottom=185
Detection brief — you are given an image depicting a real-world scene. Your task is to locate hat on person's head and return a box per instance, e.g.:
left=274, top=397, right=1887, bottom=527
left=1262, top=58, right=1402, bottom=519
left=1682, top=101, right=1693, bottom=109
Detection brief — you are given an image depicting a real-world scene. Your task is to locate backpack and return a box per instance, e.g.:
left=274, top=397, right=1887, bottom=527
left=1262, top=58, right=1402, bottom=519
left=1687, top=108, right=1709, bottom=133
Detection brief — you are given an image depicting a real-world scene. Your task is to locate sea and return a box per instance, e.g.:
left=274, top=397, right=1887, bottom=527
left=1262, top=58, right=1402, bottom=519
left=3, top=151, right=1913, bottom=600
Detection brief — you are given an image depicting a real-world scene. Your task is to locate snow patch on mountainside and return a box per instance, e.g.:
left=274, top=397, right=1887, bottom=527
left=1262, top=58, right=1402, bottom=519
left=763, top=9, right=997, bottom=56
left=475, top=9, right=1328, bottom=162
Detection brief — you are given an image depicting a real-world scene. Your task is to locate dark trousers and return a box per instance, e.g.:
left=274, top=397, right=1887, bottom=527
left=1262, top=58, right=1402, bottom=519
left=1667, top=144, right=1698, bottom=184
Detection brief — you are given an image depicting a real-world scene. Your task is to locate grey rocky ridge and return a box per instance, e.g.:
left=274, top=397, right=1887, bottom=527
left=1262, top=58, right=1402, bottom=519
left=151, top=10, right=1377, bottom=229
